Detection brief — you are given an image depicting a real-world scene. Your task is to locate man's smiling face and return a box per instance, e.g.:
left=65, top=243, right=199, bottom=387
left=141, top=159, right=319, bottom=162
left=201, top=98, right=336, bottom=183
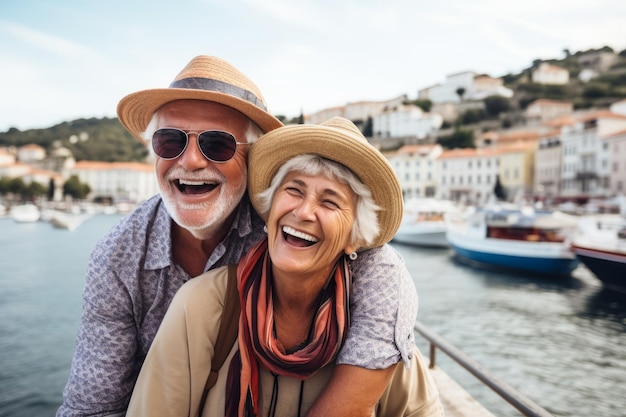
left=154, top=99, right=250, bottom=238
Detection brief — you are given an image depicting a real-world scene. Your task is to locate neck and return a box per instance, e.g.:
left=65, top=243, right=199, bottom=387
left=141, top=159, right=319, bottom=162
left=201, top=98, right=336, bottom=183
left=171, top=221, right=228, bottom=277
left=271, top=268, right=333, bottom=350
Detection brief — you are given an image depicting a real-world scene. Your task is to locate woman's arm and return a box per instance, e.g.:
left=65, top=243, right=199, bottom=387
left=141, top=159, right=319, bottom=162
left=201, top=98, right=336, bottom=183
left=308, top=244, right=419, bottom=416
left=306, top=364, right=397, bottom=417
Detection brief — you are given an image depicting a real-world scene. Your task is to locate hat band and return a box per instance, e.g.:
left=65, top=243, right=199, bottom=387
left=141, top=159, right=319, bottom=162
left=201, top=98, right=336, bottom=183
left=170, top=77, right=267, bottom=111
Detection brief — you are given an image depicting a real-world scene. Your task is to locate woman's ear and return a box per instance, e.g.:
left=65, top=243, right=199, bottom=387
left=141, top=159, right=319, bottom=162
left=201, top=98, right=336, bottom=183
left=344, top=243, right=360, bottom=257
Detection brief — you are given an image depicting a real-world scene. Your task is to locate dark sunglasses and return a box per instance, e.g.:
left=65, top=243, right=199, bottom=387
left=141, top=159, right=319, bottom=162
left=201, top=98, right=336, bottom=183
left=151, top=128, right=248, bottom=162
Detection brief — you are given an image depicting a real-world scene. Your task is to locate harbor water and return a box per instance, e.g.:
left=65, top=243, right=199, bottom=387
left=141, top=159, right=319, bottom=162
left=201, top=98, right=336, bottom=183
left=0, top=214, right=625, bottom=417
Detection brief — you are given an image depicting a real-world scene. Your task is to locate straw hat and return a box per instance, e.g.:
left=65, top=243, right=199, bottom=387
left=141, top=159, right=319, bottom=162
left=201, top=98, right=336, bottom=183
left=117, top=55, right=283, bottom=144
left=248, top=117, right=403, bottom=248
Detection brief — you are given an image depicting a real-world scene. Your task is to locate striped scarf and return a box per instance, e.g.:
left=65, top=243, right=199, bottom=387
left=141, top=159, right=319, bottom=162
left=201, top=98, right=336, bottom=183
left=225, top=238, right=351, bottom=417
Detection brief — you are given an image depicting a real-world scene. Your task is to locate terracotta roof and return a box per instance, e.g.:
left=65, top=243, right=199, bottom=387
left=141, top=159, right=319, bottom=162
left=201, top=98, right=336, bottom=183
left=397, top=144, right=438, bottom=154
left=73, top=161, right=154, bottom=172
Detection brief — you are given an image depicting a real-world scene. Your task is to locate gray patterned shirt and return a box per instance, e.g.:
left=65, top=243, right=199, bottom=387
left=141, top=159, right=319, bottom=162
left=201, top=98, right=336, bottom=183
left=57, top=194, right=417, bottom=417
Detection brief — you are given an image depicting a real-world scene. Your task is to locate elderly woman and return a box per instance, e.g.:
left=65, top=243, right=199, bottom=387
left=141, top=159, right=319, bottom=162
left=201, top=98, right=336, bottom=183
left=127, top=117, right=442, bottom=417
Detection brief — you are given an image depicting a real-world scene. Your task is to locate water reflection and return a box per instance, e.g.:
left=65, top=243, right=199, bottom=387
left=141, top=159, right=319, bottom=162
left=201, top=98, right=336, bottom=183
left=391, top=242, right=626, bottom=417
left=578, top=286, right=626, bottom=330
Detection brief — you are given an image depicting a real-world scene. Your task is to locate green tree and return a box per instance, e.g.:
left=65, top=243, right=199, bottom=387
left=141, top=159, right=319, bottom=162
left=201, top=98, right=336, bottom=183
left=24, top=181, right=47, bottom=200
left=0, top=177, right=11, bottom=195
left=63, top=175, right=91, bottom=200
left=47, top=178, right=55, bottom=201
left=456, top=87, right=466, bottom=101
left=411, top=99, right=432, bottom=112
left=8, top=177, right=27, bottom=196
left=494, top=174, right=506, bottom=200
left=437, top=127, right=475, bottom=149
left=460, top=109, right=485, bottom=125
left=484, top=96, right=511, bottom=117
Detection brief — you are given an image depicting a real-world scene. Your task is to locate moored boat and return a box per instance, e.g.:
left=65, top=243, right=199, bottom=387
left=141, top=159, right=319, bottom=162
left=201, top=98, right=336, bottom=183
left=445, top=202, right=580, bottom=276
left=571, top=214, right=626, bottom=294
left=393, top=198, right=460, bottom=248
left=9, top=204, right=41, bottom=223
left=47, top=210, right=92, bottom=231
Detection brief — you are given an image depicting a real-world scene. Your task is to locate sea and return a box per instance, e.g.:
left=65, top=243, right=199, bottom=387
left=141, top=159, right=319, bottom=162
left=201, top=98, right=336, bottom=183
left=0, top=213, right=625, bottom=417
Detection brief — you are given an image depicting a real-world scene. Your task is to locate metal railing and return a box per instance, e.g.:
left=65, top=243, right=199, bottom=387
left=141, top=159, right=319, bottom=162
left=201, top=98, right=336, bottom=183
left=414, top=320, right=554, bottom=417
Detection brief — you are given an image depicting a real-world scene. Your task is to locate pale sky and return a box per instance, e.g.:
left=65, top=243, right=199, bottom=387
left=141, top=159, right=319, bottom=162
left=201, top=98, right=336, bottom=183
left=1, top=0, right=625, bottom=132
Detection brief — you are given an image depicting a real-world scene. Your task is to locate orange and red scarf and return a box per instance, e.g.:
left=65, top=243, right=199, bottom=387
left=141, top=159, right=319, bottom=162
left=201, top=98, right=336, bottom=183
left=225, top=238, right=351, bottom=417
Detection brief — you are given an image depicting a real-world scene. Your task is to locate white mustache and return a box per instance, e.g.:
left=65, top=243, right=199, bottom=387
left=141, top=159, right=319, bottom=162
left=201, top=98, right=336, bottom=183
left=164, top=166, right=225, bottom=183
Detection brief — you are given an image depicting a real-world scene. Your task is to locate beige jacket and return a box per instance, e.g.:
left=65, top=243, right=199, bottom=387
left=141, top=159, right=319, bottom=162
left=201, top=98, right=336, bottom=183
left=127, top=267, right=443, bottom=417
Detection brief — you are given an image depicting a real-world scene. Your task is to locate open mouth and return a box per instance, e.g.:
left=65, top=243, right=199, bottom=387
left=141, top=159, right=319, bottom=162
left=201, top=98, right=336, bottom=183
left=176, top=179, right=218, bottom=195
left=282, top=226, right=318, bottom=247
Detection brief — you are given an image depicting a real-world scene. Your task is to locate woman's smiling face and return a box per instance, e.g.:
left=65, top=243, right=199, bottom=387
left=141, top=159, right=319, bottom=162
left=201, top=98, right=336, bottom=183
left=266, top=171, right=359, bottom=281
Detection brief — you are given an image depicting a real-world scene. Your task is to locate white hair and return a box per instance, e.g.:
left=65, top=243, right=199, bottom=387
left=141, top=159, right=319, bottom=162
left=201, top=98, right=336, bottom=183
left=256, top=154, right=381, bottom=248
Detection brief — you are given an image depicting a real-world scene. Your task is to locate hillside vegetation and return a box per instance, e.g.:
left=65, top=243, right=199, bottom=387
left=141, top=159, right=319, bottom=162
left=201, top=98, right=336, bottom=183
left=0, top=117, right=148, bottom=162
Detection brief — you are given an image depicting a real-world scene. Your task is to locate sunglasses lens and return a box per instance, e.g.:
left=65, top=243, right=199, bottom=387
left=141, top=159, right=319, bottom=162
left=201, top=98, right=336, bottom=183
left=198, top=131, right=238, bottom=162
left=152, top=128, right=187, bottom=159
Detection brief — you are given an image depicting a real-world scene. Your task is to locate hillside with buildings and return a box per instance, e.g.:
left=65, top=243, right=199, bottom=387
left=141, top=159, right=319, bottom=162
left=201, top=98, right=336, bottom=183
left=1, top=46, right=626, bottom=209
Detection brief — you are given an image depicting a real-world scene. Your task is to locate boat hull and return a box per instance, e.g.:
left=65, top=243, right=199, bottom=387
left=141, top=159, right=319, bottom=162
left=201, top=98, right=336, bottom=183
left=449, top=241, right=579, bottom=276
left=10, top=204, right=41, bottom=223
left=447, top=231, right=579, bottom=276
left=393, top=224, right=449, bottom=248
left=572, top=245, right=626, bottom=293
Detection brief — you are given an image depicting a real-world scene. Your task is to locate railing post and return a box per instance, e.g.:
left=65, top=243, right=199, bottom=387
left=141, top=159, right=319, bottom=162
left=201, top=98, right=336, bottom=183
left=414, top=320, right=554, bottom=417
left=429, top=342, right=437, bottom=368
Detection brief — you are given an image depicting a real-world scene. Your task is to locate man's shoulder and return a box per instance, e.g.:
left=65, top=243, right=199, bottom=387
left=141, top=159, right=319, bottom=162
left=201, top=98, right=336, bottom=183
left=355, top=244, right=404, bottom=267
left=92, top=196, right=169, bottom=260
left=103, top=196, right=165, bottom=237
left=350, top=244, right=410, bottom=287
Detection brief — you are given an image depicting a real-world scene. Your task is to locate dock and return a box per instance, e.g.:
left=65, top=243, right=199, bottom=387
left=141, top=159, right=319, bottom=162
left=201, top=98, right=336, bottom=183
left=429, top=365, right=496, bottom=417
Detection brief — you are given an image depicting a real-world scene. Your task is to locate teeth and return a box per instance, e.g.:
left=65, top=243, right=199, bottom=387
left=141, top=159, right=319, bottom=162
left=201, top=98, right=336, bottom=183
left=179, top=179, right=211, bottom=186
left=283, top=226, right=318, bottom=243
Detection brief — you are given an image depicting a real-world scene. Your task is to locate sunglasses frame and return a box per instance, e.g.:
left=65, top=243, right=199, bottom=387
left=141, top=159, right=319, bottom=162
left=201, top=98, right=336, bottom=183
left=151, top=127, right=249, bottom=163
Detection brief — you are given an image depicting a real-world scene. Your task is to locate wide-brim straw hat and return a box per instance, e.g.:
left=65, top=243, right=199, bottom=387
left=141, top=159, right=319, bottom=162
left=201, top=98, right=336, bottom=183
left=117, top=55, right=283, bottom=144
left=248, top=117, right=403, bottom=248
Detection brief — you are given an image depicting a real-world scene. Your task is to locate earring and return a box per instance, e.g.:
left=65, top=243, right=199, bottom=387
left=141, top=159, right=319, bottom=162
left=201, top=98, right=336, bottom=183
left=349, top=252, right=358, bottom=261
left=263, top=225, right=268, bottom=233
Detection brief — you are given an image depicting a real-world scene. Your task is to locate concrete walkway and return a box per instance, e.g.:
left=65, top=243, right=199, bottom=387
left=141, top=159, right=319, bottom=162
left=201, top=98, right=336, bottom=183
left=428, top=366, right=497, bottom=417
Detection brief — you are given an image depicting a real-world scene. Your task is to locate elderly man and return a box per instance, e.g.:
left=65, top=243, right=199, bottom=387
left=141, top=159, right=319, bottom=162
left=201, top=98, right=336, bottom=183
left=58, top=55, right=418, bottom=417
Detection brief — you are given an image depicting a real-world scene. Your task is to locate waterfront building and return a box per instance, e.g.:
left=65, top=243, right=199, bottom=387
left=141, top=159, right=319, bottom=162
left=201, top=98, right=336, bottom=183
left=525, top=99, right=574, bottom=125
left=534, top=135, right=564, bottom=197
left=497, top=142, right=537, bottom=200
left=372, top=103, right=443, bottom=142
left=577, top=50, right=619, bottom=73
left=417, top=71, right=513, bottom=104
left=68, top=161, right=156, bottom=203
left=560, top=111, right=626, bottom=197
left=531, top=63, right=569, bottom=85
left=387, top=144, right=442, bottom=200
left=0, top=147, right=16, bottom=166
left=603, top=129, right=626, bottom=195
left=17, top=143, right=46, bottom=162
left=611, top=98, right=626, bottom=116
left=305, top=96, right=406, bottom=128
left=436, top=148, right=500, bottom=205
